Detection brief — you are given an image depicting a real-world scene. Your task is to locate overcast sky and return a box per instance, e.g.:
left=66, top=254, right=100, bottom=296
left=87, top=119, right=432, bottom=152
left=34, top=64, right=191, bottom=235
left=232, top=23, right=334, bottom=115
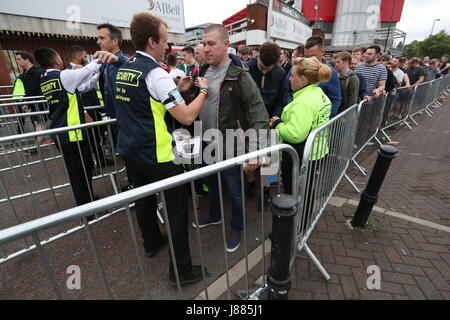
left=184, top=0, right=450, bottom=44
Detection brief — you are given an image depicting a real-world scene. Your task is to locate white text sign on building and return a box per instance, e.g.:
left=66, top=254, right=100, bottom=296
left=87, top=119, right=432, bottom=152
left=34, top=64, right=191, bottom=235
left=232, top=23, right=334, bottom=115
left=270, top=11, right=312, bottom=45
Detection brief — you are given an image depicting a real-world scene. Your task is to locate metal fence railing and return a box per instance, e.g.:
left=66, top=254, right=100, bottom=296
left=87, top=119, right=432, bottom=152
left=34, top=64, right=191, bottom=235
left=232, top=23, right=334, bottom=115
left=344, top=96, right=386, bottom=192
left=0, top=144, right=299, bottom=300
left=296, top=104, right=359, bottom=280
left=0, top=85, right=14, bottom=96
left=347, top=75, right=450, bottom=193
left=380, top=86, right=415, bottom=139
left=0, top=119, right=129, bottom=264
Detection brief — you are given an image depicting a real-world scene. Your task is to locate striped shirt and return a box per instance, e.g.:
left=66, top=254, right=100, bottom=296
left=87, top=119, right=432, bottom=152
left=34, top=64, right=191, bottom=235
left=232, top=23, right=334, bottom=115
left=356, top=63, right=387, bottom=96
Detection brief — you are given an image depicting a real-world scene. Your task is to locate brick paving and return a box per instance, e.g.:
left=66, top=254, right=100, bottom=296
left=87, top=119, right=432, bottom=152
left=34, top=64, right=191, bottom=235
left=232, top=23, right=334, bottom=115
left=289, top=100, right=450, bottom=300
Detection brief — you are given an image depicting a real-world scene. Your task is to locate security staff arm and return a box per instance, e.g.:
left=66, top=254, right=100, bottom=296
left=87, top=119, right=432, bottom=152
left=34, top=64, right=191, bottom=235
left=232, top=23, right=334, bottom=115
left=168, top=90, right=208, bottom=126
left=60, top=60, right=102, bottom=94
left=146, top=70, right=208, bottom=126
left=77, top=73, right=100, bottom=94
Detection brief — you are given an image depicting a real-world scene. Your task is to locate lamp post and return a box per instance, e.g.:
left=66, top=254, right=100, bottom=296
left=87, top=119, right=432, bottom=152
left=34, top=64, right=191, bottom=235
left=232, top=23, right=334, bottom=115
left=430, top=19, right=440, bottom=37
left=384, top=0, right=396, bottom=53
left=314, top=1, right=320, bottom=28
left=267, top=0, right=274, bottom=41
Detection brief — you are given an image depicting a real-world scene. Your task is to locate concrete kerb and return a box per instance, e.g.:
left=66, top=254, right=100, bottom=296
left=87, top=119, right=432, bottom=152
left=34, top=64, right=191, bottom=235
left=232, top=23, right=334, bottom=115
left=329, top=196, right=450, bottom=234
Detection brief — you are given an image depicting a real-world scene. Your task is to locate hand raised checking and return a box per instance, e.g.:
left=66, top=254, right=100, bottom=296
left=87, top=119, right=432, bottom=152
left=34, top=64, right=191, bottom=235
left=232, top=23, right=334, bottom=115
left=93, top=51, right=119, bottom=64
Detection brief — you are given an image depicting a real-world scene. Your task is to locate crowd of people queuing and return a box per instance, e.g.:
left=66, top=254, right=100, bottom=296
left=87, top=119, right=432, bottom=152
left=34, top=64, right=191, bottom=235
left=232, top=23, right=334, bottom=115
left=7, top=11, right=449, bottom=286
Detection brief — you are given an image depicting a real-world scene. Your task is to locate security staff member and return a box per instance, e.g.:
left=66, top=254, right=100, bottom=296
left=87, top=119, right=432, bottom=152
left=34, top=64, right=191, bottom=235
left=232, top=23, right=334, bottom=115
left=271, top=57, right=332, bottom=195
left=13, top=51, right=45, bottom=143
left=271, top=57, right=332, bottom=230
left=34, top=47, right=117, bottom=207
left=67, top=45, right=111, bottom=168
left=115, top=12, right=208, bottom=286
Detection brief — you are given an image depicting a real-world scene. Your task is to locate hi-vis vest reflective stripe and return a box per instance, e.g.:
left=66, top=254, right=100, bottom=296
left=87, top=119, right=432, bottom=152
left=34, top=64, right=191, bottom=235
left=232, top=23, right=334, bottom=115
left=115, top=53, right=174, bottom=165
left=96, top=83, right=104, bottom=106
left=13, top=78, right=25, bottom=96
left=40, top=71, right=84, bottom=143
left=67, top=93, right=83, bottom=142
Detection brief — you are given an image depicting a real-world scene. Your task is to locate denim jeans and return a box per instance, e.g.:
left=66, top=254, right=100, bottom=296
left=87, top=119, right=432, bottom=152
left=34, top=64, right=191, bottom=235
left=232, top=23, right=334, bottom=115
left=205, top=166, right=243, bottom=233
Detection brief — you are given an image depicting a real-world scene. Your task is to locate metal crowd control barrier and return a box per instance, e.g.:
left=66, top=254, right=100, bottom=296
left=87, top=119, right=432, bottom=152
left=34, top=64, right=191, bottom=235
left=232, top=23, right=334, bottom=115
left=424, top=78, right=443, bottom=115
left=0, top=119, right=127, bottom=264
left=0, top=104, right=104, bottom=139
left=0, top=95, right=46, bottom=103
left=345, top=95, right=386, bottom=193
left=0, top=85, right=14, bottom=96
left=295, top=104, right=359, bottom=280
left=0, top=144, right=299, bottom=300
left=408, top=78, right=448, bottom=125
left=0, top=99, right=49, bottom=133
left=347, top=75, right=450, bottom=194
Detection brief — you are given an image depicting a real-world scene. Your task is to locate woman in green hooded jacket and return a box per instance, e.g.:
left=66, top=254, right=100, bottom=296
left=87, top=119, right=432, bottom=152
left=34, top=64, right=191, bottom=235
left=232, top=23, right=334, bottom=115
left=270, top=57, right=332, bottom=195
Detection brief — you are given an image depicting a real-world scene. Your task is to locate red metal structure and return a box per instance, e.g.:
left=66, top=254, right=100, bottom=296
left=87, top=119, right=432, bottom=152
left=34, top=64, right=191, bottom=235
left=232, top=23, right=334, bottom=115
left=302, top=0, right=405, bottom=23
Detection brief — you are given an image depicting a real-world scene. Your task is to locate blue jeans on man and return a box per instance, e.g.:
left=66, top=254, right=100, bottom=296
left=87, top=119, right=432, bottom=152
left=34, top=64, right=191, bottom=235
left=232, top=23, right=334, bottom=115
left=204, top=166, right=243, bottom=233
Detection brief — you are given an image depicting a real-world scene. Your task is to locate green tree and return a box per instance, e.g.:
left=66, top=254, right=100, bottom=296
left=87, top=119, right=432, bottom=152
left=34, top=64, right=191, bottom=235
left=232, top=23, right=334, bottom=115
left=403, top=31, right=450, bottom=58
left=403, top=40, right=420, bottom=57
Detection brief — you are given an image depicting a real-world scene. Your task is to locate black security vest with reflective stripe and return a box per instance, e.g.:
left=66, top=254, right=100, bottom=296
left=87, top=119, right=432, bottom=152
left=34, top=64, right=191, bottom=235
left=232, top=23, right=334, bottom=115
left=115, top=53, right=174, bottom=165
left=40, top=70, right=85, bottom=144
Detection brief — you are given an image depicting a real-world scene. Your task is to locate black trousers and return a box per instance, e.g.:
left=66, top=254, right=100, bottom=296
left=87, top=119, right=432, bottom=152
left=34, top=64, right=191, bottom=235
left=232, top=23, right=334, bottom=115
left=125, top=159, right=192, bottom=275
left=86, top=112, right=108, bottom=167
left=60, top=141, right=94, bottom=206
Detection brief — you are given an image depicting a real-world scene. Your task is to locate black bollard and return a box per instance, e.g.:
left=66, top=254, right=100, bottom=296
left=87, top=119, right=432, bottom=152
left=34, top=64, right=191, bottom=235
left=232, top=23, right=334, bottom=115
left=267, top=194, right=297, bottom=300
left=351, top=145, right=398, bottom=228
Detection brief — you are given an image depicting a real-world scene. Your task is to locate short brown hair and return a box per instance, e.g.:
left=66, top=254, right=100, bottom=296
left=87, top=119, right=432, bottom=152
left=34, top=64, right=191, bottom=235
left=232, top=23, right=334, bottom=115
left=294, top=45, right=304, bottom=58
left=15, top=51, right=35, bottom=64
left=259, top=42, right=281, bottom=67
left=166, top=53, right=178, bottom=67
left=238, top=45, right=251, bottom=56
left=381, top=54, right=391, bottom=62
left=281, top=49, right=291, bottom=60
left=97, top=23, right=123, bottom=46
left=410, top=57, right=419, bottom=65
left=68, top=45, right=85, bottom=60
left=305, top=36, right=324, bottom=50
left=130, top=12, right=167, bottom=51
left=335, top=52, right=352, bottom=64
left=204, top=24, right=229, bottom=41
left=352, top=47, right=364, bottom=54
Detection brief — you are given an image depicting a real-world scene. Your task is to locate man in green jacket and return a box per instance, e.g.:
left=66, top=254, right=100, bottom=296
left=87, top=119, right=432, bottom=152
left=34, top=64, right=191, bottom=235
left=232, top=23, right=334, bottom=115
left=334, top=52, right=360, bottom=114
left=191, top=24, right=269, bottom=253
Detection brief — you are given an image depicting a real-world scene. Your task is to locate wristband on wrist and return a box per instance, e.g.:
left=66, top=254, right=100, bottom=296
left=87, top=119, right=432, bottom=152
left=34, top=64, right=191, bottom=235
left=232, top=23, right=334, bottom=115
left=200, top=88, right=209, bottom=98
left=272, top=119, right=282, bottom=129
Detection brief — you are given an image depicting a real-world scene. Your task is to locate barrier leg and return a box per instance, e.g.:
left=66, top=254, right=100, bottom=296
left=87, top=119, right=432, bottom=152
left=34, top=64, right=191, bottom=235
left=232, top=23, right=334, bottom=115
left=374, top=137, right=383, bottom=147
left=403, top=119, right=413, bottom=130
left=303, top=243, right=330, bottom=281
left=352, top=158, right=368, bottom=176
left=344, top=173, right=361, bottom=193
left=380, top=129, right=392, bottom=142
left=409, top=115, right=419, bottom=126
